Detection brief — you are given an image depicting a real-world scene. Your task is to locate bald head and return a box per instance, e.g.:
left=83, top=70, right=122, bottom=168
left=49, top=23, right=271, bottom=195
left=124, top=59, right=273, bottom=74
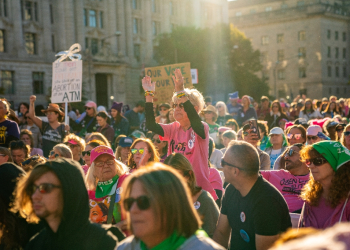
left=226, top=140, right=260, bottom=177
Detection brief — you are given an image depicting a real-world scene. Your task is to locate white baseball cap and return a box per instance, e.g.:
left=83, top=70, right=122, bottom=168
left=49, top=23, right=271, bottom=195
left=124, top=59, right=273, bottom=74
left=307, top=125, right=322, bottom=136
left=269, top=127, right=284, bottom=135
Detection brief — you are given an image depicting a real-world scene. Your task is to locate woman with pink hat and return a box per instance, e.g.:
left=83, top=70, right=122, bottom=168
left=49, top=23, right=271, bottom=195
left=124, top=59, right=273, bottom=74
left=85, top=145, right=129, bottom=230
left=79, top=101, right=98, bottom=137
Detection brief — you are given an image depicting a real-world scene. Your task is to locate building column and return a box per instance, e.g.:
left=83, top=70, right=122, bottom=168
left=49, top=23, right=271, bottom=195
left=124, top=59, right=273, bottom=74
left=73, top=0, right=85, bottom=48
left=12, top=0, right=25, bottom=56
left=106, top=0, right=117, bottom=55
left=116, top=0, right=126, bottom=55
left=124, top=0, right=134, bottom=59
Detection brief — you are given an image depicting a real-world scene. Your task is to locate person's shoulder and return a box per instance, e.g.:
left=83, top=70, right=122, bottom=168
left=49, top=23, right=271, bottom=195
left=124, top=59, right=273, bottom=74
left=180, top=234, right=225, bottom=250
left=3, top=119, right=18, bottom=126
left=198, top=190, right=215, bottom=202
left=26, top=229, right=47, bottom=249
left=117, top=236, right=141, bottom=250
left=254, top=176, right=287, bottom=202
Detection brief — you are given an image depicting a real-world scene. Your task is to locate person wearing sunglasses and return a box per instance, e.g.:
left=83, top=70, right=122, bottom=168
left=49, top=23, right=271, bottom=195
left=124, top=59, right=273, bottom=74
left=85, top=145, right=129, bottom=231
left=261, top=144, right=310, bottom=213
left=306, top=125, right=324, bottom=145
left=63, top=134, right=85, bottom=165
left=50, top=144, right=73, bottom=160
left=28, top=95, right=69, bottom=157
left=299, top=98, right=322, bottom=122
left=155, top=103, right=171, bottom=124
left=142, top=69, right=218, bottom=201
left=147, top=132, right=168, bottom=163
left=77, top=101, right=98, bottom=138
left=118, top=163, right=224, bottom=250
left=13, top=158, right=121, bottom=249
left=0, top=98, right=20, bottom=148
left=115, top=137, right=133, bottom=165
left=215, top=101, right=232, bottom=127
left=299, top=141, right=350, bottom=229
left=213, top=140, right=291, bottom=250
left=9, top=140, right=30, bottom=168
left=127, top=138, right=159, bottom=172
left=340, top=124, right=350, bottom=150
left=286, top=125, right=306, bottom=145
left=82, top=139, right=106, bottom=175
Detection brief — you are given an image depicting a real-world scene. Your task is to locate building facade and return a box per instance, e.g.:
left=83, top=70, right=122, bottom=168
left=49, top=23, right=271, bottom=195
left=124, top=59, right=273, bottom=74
left=229, top=0, right=350, bottom=99
left=0, top=0, right=228, bottom=109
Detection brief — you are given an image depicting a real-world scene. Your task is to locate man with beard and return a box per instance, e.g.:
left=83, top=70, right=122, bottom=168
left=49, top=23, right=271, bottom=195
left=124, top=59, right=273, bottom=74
left=260, top=144, right=310, bottom=213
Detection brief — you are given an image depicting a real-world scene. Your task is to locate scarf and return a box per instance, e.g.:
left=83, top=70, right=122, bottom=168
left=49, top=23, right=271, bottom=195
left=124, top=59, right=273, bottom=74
left=312, top=141, right=350, bottom=171
left=95, top=174, right=119, bottom=198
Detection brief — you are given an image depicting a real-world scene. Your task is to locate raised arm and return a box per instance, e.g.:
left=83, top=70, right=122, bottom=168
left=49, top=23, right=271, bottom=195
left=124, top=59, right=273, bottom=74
left=28, top=95, right=43, bottom=129
left=142, top=76, right=164, bottom=136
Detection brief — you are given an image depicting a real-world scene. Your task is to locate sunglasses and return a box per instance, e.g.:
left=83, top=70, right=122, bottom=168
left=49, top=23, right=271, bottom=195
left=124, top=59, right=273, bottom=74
left=82, top=150, right=91, bottom=157
left=131, top=148, right=145, bottom=154
left=172, top=103, right=184, bottom=109
left=95, top=160, right=115, bottom=168
left=336, top=128, right=344, bottom=132
left=221, top=158, right=245, bottom=171
left=65, top=142, right=79, bottom=149
left=284, top=148, right=299, bottom=158
left=344, top=131, right=350, bottom=136
left=151, top=138, right=161, bottom=143
left=307, top=135, right=318, bottom=140
left=305, top=157, right=328, bottom=167
left=27, top=183, right=61, bottom=196
left=85, top=107, right=92, bottom=110
left=287, top=133, right=302, bottom=140
left=49, top=151, right=60, bottom=158
left=123, top=195, right=151, bottom=211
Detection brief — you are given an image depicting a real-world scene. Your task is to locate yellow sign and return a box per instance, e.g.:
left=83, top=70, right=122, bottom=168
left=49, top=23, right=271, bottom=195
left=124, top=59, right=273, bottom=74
left=145, top=62, right=193, bottom=104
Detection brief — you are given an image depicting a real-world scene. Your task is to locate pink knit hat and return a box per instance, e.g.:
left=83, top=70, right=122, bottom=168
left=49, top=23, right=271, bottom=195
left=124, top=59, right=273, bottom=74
left=90, top=146, right=115, bottom=163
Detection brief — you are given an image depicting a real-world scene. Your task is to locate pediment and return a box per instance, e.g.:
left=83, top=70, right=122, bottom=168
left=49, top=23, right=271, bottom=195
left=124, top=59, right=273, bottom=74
left=0, top=17, right=13, bottom=27
left=22, top=21, right=43, bottom=31
left=85, top=28, right=105, bottom=37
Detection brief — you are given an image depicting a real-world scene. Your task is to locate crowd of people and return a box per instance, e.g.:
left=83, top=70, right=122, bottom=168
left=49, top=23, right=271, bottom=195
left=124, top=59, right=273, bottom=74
left=1, top=69, right=350, bottom=250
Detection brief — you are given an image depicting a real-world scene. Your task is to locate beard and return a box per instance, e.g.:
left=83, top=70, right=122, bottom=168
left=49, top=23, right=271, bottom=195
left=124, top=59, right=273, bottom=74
left=285, top=160, right=302, bottom=171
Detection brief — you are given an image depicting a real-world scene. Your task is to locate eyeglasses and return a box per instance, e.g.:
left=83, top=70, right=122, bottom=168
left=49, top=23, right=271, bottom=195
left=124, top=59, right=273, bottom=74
left=307, top=135, right=319, bottom=140
left=172, top=103, right=184, bottom=109
left=344, top=131, right=350, bottom=136
left=82, top=150, right=91, bottom=157
left=123, top=195, right=151, bottom=211
left=131, top=148, right=145, bottom=154
left=284, top=148, right=299, bottom=158
left=287, top=133, right=302, bottom=140
left=85, top=107, right=92, bottom=110
left=95, top=160, right=115, bottom=168
left=221, top=158, right=245, bottom=171
left=305, top=157, right=328, bottom=167
left=49, top=151, right=60, bottom=158
left=27, top=183, right=61, bottom=196
left=151, top=139, right=161, bottom=143
left=159, top=108, right=168, bottom=111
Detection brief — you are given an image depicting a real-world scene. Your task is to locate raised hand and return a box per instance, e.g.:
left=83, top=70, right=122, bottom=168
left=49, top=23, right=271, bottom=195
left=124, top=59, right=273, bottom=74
left=172, top=68, right=184, bottom=92
left=30, top=95, right=36, bottom=104
left=139, top=148, right=149, bottom=167
left=142, top=76, right=156, bottom=92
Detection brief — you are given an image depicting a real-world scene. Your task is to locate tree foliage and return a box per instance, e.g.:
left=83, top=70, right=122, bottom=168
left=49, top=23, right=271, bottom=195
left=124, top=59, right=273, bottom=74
left=153, top=24, right=269, bottom=101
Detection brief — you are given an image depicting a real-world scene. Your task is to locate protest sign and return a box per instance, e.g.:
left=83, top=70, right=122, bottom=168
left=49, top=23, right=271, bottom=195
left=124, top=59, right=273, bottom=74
left=145, top=62, right=193, bottom=104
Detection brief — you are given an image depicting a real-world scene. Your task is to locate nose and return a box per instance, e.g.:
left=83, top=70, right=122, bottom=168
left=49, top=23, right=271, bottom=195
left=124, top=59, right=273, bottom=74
left=31, top=189, right=42, bottom=201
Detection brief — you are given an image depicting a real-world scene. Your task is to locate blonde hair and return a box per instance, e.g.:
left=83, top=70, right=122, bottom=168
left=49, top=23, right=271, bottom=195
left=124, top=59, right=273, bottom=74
left=215, top=101, right=229, bottom=115
left=0, top=147, right=13, bottom=162
left=121, top=163, right=202, bottom=237
left=53, top=144, right=73, bottom=159
left=172, top=88, right=205, bottom=113
left=63, top=134, right=86, bottom=152
left=85, top=159, right=127, bottom=191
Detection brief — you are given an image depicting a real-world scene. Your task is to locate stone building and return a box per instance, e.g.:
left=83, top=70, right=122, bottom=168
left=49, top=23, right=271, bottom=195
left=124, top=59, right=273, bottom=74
left=0, top=0, right=228, bottom=109
left=229, top=0, right=350, bottom=99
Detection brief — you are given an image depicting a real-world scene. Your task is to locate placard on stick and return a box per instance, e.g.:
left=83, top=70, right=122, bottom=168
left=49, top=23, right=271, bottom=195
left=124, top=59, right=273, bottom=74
left=51, top=60, right=82, bottom=103
left=145, top=62, right=193, bottom=104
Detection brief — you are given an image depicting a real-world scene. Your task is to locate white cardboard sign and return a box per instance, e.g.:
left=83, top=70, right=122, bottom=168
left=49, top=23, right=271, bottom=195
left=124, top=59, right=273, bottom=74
left=51, top=60, right=82, bottom=103
left=191, top=69, right=198, bottom=84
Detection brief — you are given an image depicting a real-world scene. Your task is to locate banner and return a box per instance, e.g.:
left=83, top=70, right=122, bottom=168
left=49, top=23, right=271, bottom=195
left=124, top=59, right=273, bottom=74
left=51, top=60, right=82, bottom=103
left=145, top=62, right=193, bottom=104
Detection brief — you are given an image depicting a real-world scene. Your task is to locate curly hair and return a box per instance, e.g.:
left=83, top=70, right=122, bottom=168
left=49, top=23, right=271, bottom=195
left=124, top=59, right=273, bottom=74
left=127, top=138, right=160, bottom=169
left=340, top=124, right=350, bottom=148
left=20, top=129, right=34, bottom=148
left=299, top=146, right=350, bottom=207
left=63, top=133, right=86, bottom=152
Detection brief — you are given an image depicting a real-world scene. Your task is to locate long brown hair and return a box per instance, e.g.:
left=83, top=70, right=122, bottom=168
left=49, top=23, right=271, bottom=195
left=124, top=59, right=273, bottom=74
left=324, top=101, right=339, bottom=114
left=127, top=138, right=159, bottom=169
left=299, top=146, right=350, bottom=207
left=300, top=98, right=315, bottom=114
left=271, top=100, right=285, bottom=115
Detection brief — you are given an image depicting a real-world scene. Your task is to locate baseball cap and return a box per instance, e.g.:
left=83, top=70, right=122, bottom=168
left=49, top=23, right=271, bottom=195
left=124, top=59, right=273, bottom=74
left=85, top=101, right=97, bottom=109
left=130, top=130, right=146, bottom=139
left=90, top=146, right=115, bottom=163
left=269, top=127, right=284, bottom=135
left=119, top=137, right=133, bottom=147
left=307, top=125, right=322, bottom=136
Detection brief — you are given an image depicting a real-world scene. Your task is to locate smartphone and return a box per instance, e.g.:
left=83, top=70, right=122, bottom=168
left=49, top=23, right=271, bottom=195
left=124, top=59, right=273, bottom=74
left=248, top=119, right=261, bottom=140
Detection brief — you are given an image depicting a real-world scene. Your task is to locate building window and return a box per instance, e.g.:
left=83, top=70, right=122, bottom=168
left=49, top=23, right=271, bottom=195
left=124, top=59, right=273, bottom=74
left=298, top=31, right=306, bottom=41
left=327, top=29, right=331, bottom=39
left=152, top=0, right=158, bottom=13
left=299, top=67, right=306, bottom=78
left=132, top=0, right=140, bottom=10
left=32, top=72, right=44, bottom=94
left=89, top=10, right=96, bottom=27
left=84, top=9, right=88, bottom=26
left=0, top=0, right=8, bottom=17
left=343, top=32, right=346, bottom=41
left=327, top=46, right=331, bottom=58
left=0, top=30, right=5, bottom=52
left=343, top=67, right=347, bottom=78
left=260, top=52, right=268, bottom=63
left=133, top=18, right=141, bottom=34
left=152, top=21, right=160, bottom=36
left=265, top=6, right=272, bottom=12
left=85, top=37, right=89, bottom=49
left=343, top=48, right=347, bottom=59
left=277, top=50, right=284, bottom=61
left=335, top=66, right=340, bottom=77
left=99, top=11, right=103, bottom=28
left=91, top=38, right=98, bottom=55
left=51, top=35, right=55, bottom=51
left=298, top=47, right=306, bottom=58
left=277, top=34, right=284, bottom=43
left=277, top=69, right=285, bottom=80
left=327, top=66, right=332, bottom=77
left=134, top=44, right=140, bottom=62
left=25, top=33, right=36, bottom=55
left=335, top=31, right=339, bottom=40
left=22, top=1, right=38, bottom=21
left=335, top=47, right=339, bottom=58
left=261, top=36, right=269, bottom=45
left=0, top=71, right=14, bottom=94
left=49, top=4, right=53, bottom=24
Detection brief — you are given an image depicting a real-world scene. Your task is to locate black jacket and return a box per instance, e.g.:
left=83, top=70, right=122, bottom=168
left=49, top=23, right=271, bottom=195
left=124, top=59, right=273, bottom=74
left=25, top=158, right=119, bottom=250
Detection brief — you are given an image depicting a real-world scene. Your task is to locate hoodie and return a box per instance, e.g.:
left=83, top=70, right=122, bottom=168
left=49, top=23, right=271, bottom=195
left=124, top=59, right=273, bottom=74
left=25, top=158, right=118, bottom=250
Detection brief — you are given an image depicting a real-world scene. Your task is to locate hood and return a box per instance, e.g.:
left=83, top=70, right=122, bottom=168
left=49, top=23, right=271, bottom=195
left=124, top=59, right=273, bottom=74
left=39, top=158, right=90, bottom=235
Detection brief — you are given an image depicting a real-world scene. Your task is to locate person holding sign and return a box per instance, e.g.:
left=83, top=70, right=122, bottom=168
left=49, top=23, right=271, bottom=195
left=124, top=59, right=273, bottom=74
left=142, top=69, right=217, bottom=200
left=28, top=95, right=69, bottom=157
